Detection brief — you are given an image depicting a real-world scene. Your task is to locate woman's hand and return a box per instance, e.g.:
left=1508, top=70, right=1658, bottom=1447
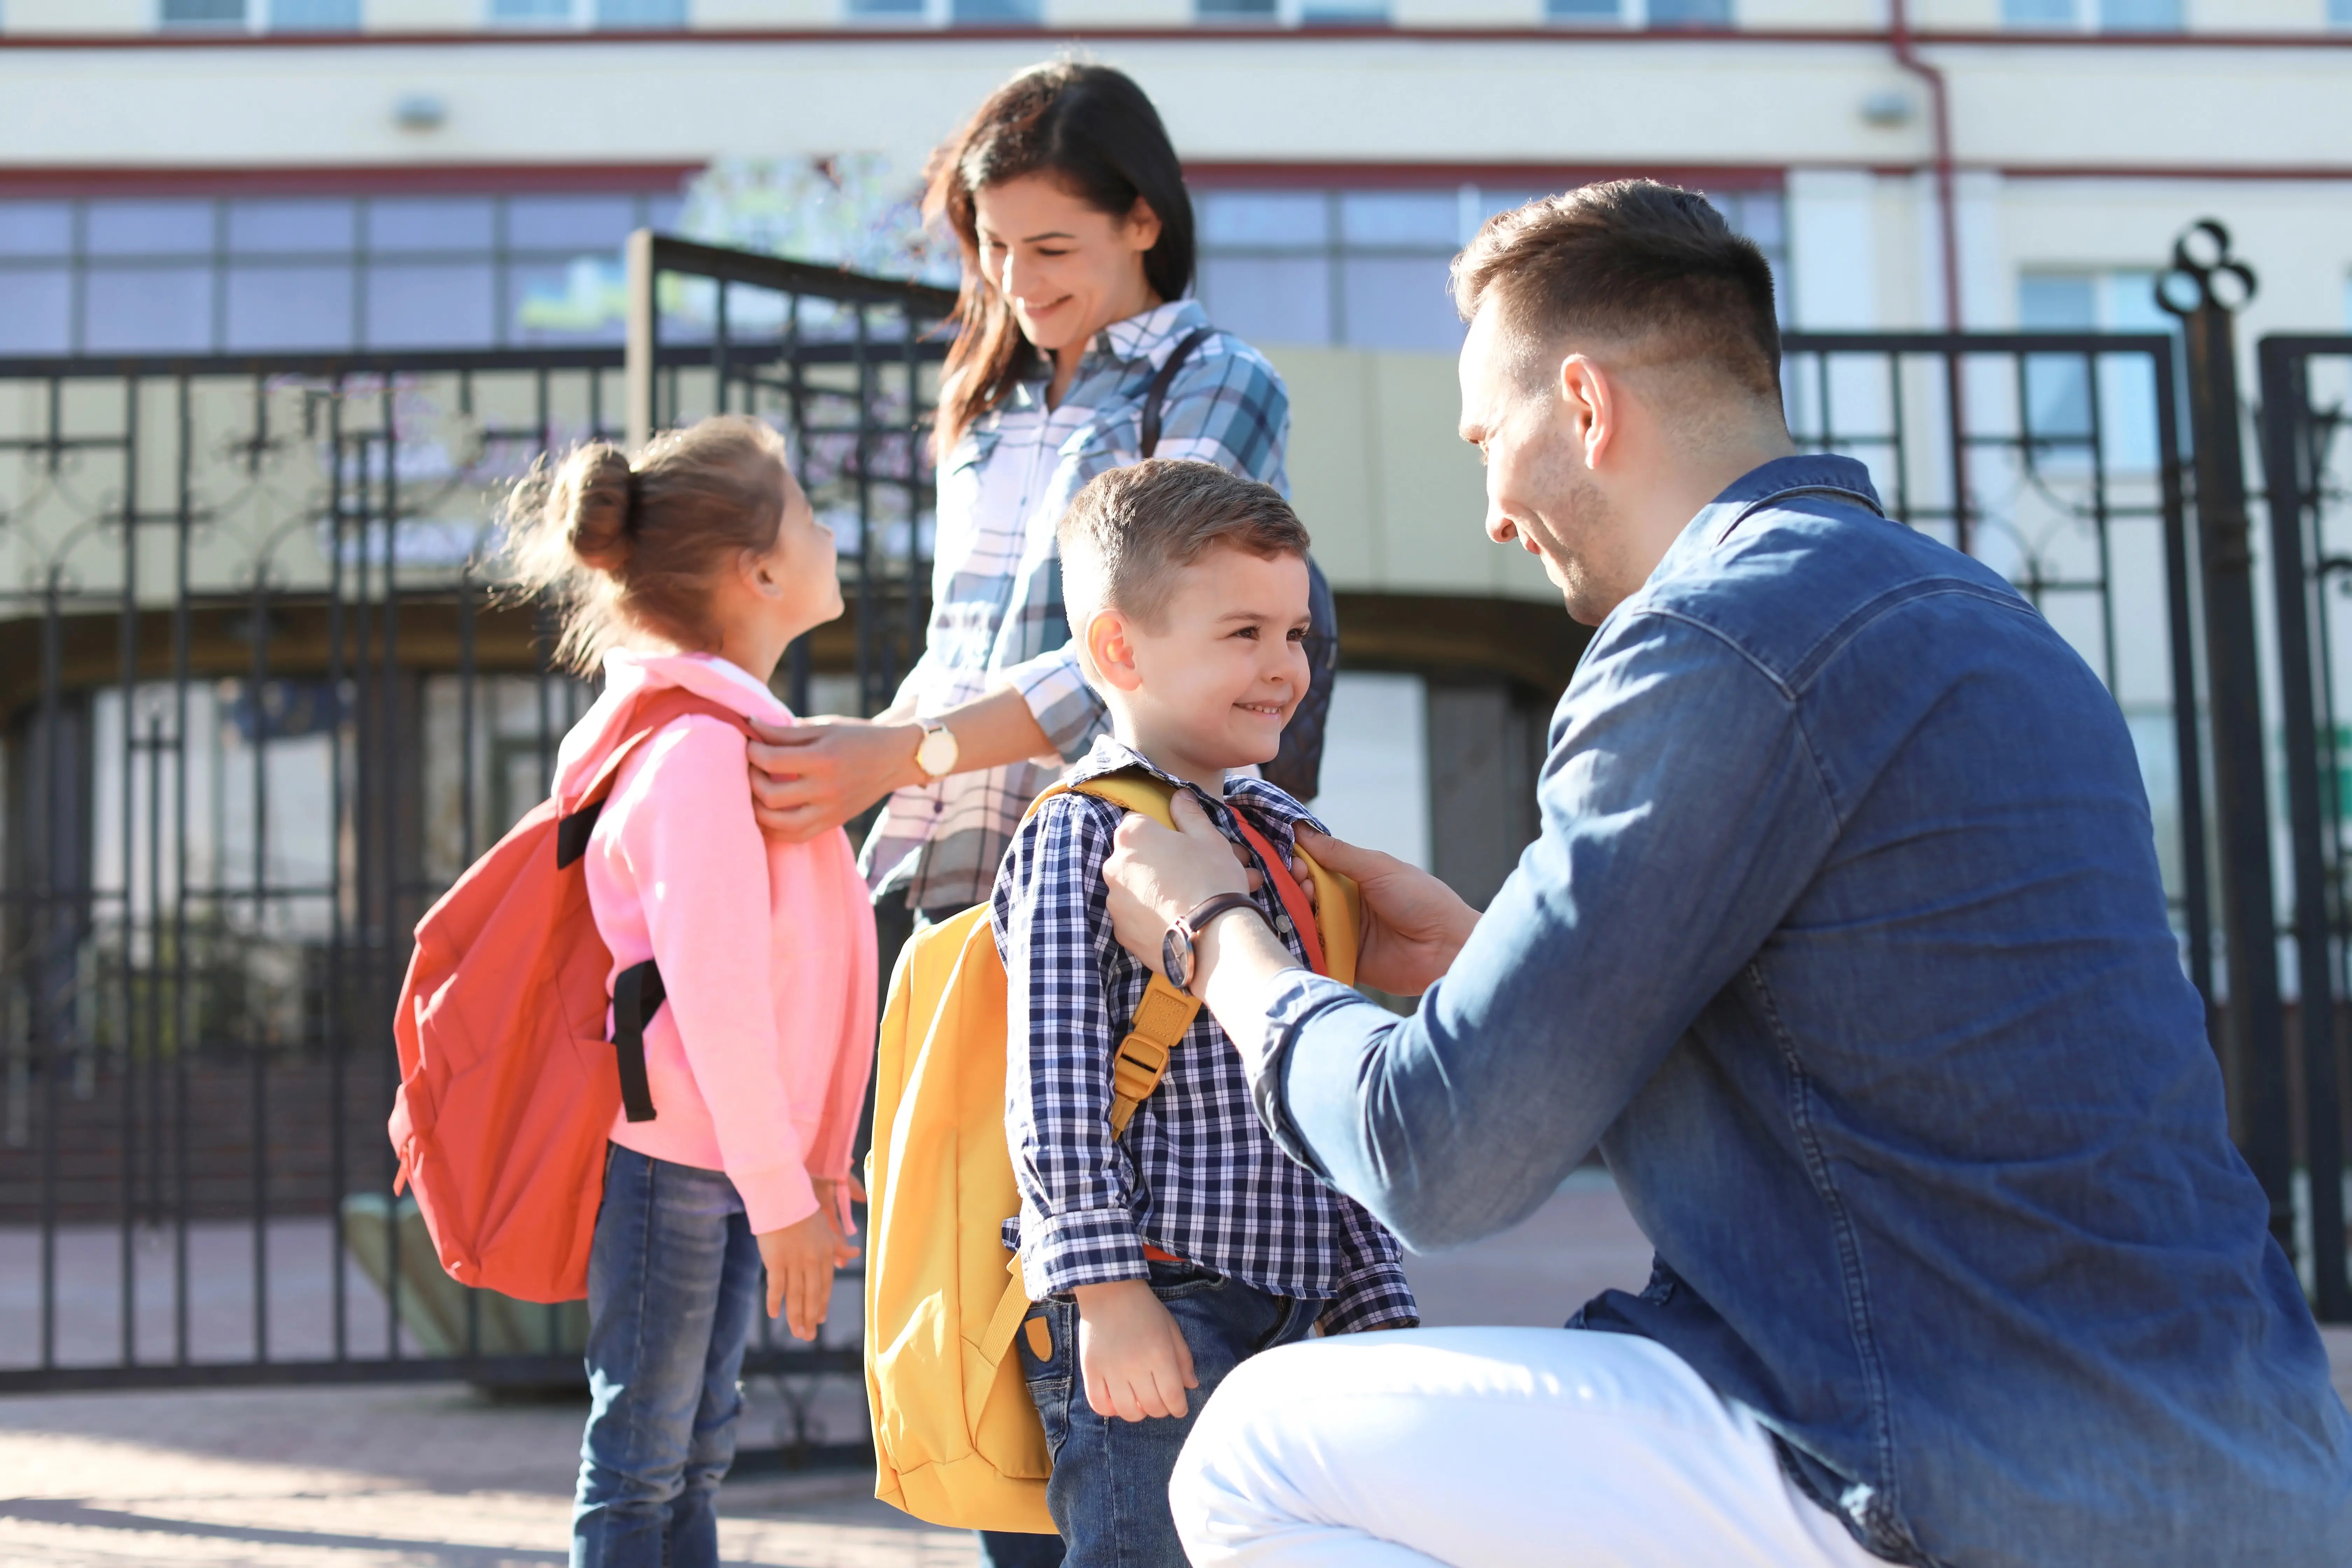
left=1290, top=826, right=1477, bottom=997
left=746, top=717, right=924, bottom=841
left=756, top=1208, right=846, bottom=1341
left=1102, top=793, right=1251, bottom=978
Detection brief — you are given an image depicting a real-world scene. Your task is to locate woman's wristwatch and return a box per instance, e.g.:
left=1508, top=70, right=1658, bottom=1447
left=1163, top=893, right=1265, bottom=996
left=912, top=721, right=959, bottom=780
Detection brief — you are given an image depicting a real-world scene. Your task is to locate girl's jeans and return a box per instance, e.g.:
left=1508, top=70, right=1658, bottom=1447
left=1020, top=1257, right=1323, bottom=1568
left=571, top=1145, right=763, bottom=1568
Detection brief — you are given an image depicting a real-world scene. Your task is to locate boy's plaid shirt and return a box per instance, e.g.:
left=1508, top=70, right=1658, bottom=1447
left=861, top=300, right=1289, bottom=913
left=992, top=735, right=1419, bottom=1333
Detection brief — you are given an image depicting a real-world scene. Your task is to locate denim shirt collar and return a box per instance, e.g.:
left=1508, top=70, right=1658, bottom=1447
left=1648, top=453, right=1887, bottom=592
left=1066, top=732, right=1319, bottom=854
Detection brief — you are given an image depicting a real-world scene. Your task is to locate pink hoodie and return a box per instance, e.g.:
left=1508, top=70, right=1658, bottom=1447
left=552, top=650, right=877, bottom=1236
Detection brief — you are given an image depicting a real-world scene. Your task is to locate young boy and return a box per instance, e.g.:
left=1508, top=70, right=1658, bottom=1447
left=993, top=458, right=1418, bottom=1567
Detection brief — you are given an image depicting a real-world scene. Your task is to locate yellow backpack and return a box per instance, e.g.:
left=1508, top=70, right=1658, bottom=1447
left=862, top=774, right=1360, bottom=1532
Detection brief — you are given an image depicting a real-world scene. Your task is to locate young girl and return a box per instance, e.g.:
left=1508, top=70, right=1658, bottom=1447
left=506, top=415, right=876, bottom=1568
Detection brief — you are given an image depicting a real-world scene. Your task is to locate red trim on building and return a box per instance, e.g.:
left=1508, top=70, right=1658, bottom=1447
left=1183, top=162, right=1784, bottom=192
left=0, top=163, right=702, bottom=198
left=0, top=27, right=2345, bottom=50
left=1996, top=164, right=2352, bottom=182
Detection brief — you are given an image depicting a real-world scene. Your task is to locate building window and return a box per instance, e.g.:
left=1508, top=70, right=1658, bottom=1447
left=487, top=0, right=684, bottom=25
left=2002, top=0, right=2181, bottom=30
left=1194, top=0, right=1388, bottom=22
left=842, top=0, right=1035, bottom=20
left=271, top=0, right=363, bottom=26
left=1194, top=182, right=1784, bottom=355
left=948, top=0, right=1039, bottom=22
left=1545, top=0, right=1731, bottom=26
left=159, top=0, right=250, bottom=23
left=2017, top=269, right=2173, bottom=472
left=595, top=0, right=686, bottom=21
left=0, top=185, right=682, bottom=356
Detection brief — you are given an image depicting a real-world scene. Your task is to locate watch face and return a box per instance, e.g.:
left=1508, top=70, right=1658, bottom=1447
left=1162, top=928, right=1193, bottom=994
left=916, top=727, right=957, bottom=777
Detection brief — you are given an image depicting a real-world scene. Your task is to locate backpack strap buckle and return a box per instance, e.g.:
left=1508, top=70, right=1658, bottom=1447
left=1108, top=975, right=1199, bottom=1139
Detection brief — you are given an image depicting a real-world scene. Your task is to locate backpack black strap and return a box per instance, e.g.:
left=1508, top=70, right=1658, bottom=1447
left=610, top=959, right=664, bottom=1124
left=1139, top=327, right=1217, bottom=459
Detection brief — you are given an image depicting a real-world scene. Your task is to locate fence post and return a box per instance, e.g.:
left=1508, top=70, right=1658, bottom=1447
left=2259, top=334, right=2351, bottom=1319
left=624, top=227, right=657, bottom=452
left=2160, top=220, right=2296, bottom=1256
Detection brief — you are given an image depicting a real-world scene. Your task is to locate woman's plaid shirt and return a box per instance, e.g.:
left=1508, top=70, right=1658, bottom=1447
left=991, top=737, right=1418, bottom=1333
left=861, top=300, right=1289, bottom=913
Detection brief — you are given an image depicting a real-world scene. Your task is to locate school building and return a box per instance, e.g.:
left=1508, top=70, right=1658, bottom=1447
left=0, top=0, right=2348, bottom=906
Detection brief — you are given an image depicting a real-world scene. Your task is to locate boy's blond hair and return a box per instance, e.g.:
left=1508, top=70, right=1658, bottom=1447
left=1057, top=458, right=1310, bottom=635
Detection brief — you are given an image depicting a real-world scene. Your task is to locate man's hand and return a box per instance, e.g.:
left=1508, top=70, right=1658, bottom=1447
left=746, top=716, right=924, bottom=841
left=1290, top=826, right=1478, bottom=997
left=1072, top=1279, right=1198, bottom=1421
left=756, top=1207, right=846, bottom=1341
left=1103, top=793, right=1251, bottom=980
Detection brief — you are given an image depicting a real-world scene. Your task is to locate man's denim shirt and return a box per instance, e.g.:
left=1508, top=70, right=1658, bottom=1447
left=1247, top=456, right=2352, bottom=1566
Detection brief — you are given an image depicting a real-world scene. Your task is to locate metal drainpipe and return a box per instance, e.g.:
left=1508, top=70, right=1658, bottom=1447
left=1888, top=0, right=1973, bottom=553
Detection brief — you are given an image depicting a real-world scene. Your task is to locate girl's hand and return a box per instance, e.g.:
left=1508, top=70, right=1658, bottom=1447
left=755, top=1208, right=841, bottom=1341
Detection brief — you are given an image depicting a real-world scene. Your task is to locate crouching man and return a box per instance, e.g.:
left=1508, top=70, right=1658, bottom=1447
left=1098, top=180, right=2352, bottom=1567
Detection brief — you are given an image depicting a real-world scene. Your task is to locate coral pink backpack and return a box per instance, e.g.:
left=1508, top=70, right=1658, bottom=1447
left=387, top=687, right=752, bottom=1304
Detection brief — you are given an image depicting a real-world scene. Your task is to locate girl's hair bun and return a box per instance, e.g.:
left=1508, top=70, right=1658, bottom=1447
left=556, top=443, right=636, bottom=576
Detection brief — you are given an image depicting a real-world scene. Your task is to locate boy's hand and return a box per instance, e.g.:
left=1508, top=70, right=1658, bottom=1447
left=1072, top=1279, right=1198, bottom=1422
left=756, top=1208, right=842, bottom=1341
left=809, top=1176, right=865, bottom=1264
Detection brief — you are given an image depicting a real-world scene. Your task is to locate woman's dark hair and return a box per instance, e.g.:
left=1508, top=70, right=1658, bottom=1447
left=924, top=60, right=1195, bottom=460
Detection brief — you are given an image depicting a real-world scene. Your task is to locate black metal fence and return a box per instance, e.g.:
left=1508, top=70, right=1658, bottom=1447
left=0, top=245, right=955, bottom=1408
left=9, top=218, right=2352, bottom=1414
left=2260, top=328, right=2352, bottom=1322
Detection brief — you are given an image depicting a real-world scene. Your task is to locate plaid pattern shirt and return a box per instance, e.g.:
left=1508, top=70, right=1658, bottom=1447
left=860, top=300, right=1290, bottom=912
left=992, top=736, right=1418, bottom=1334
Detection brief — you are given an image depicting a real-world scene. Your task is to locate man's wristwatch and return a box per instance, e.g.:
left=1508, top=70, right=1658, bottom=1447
left=913, top=722, right=960, bottom=780
left=1162, top=893, right=1264, bottom=996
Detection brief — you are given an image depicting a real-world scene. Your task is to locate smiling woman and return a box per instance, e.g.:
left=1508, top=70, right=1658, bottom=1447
left=742, top=61, right=1336, bottom=930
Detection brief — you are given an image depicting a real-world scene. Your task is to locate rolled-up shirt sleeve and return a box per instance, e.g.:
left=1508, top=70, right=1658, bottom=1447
left=1003, top=643, right=1110, bottom=765
left=1240, top=611, right=1843, bottom=1253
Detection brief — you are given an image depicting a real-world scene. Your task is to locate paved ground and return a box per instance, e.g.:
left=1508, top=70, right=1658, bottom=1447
left=2, top=1175, right=2347, bottom=1566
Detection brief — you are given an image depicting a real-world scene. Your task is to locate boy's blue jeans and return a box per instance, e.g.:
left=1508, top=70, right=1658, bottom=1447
left=1020, top=1257, right=1323, bottom=1568
left=572, top=1145, right=763, bottom=1568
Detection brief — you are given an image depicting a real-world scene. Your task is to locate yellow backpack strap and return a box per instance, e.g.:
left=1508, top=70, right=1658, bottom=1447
left=1107, top=975, right=1199, bottom=1138
left=1022, top=773, right=1203, bottom=1139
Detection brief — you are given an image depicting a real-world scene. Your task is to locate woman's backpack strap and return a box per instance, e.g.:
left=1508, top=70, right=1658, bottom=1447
left=1138, top=327, right=1218, bottom=459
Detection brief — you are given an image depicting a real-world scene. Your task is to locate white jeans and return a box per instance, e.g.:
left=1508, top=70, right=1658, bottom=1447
left=1169, top=1327, right=1890, bottom=1568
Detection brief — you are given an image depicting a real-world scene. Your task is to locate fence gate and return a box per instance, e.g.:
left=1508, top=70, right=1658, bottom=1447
left=0, top=244, right=952, bottom=1438
left=2260, top=329, right=2352, bottom=1322
left=5, top=226, right=2318, bottom=1409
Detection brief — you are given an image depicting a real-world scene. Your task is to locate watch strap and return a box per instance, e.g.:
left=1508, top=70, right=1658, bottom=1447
left=1178, top=892, right=1263, bottom=951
